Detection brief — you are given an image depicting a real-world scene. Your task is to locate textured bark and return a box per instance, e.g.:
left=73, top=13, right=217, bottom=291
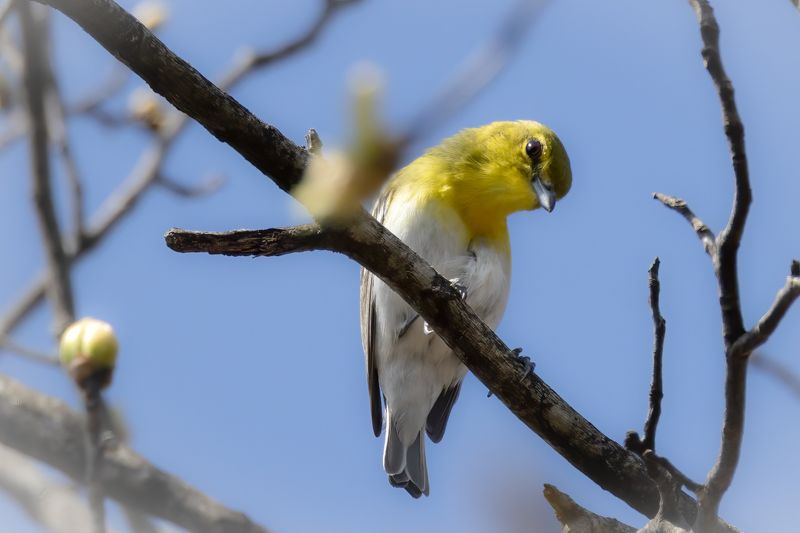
left=543, top=484, right=637, bottom=533
left=33, top=0, right=308, bottom=194
left=165, top=225, right=722, bottom=525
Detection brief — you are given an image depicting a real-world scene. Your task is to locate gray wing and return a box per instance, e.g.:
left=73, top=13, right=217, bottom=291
left=426, top=382, right=463, bottom=443
left=360, top=187, right=395, bottom=437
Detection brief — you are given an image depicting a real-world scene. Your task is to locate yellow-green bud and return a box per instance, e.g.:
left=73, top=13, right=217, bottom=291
left=59, top=318, right=119, bottom=387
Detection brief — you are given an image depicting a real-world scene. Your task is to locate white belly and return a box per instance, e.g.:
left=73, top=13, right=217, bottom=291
left=372, top=201, right=511, bottom=444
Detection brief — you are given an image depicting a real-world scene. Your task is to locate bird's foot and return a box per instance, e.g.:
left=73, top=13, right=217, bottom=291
left=424, top=278, right=467, bottom=335
left=512, top=347, right=536, bottom=381
left=449, top=277, right=468, bottom=300
left=487, top=347, right=536, bottom=398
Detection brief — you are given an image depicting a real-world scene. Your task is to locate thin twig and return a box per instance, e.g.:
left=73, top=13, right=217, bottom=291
left=730, top=261, right=800, bottom=358
left=642, top=258, right=666, bottom=452
left=653, top=192, right=716, bottom=256
left=19, top=2, right=75, bottom=335
left=623, top=259, right=701, bottom=496
left=252, top=0, right=361, bottom=67
left=624, top=259, right=668, bottom=456
left=216, top=0, right=361, bottom=93
left=81, top=377, right=107, bottom=533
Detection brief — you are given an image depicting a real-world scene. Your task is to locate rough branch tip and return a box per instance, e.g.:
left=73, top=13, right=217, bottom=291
left=649, top=257, right=660, bottom=276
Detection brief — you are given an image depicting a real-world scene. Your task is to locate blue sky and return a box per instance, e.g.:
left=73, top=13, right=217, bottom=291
left=1, top=0, right=799, bottom=531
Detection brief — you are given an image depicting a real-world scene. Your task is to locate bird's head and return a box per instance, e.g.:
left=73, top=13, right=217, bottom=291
left=432, top=120, right=572, bottom=216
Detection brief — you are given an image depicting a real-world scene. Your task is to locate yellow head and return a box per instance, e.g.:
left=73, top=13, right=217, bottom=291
left=429, top=120, right=571, bottom=216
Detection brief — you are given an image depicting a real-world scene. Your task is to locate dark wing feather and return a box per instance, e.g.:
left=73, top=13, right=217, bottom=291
left=425, top=381, right=463, bottom=443
left=359, top=187, right=395, bottom=437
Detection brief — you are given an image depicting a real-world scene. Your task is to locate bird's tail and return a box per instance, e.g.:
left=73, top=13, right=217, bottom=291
left=383, top=411, right=429, bottom=498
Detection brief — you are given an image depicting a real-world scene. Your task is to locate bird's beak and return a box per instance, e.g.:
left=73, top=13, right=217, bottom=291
left=532, top=174, right=556, bottom=212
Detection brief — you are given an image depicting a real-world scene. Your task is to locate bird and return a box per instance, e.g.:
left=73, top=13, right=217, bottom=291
left=359, top=120, right=572, bottom=497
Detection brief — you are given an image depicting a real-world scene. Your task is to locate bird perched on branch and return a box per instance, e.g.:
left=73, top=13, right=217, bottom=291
left=360, top=120, right=572, bottom=497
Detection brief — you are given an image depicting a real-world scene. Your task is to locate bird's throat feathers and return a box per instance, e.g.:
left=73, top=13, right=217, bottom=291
left=391, top=150, right=531, bottom=248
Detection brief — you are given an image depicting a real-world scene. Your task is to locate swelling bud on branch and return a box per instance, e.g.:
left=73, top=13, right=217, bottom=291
left=59, top=318, right=119, bottom=389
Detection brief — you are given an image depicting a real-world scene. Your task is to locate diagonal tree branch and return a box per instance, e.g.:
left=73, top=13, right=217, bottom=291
left=730, top=262, right=800, bottom=358
left=0, top=0, right=354, bottom=343
left=164, top=227, right=729, bottom=528
left=653, top=193, right=716, bottom=257
left=0, top=373, right=272, bottom=533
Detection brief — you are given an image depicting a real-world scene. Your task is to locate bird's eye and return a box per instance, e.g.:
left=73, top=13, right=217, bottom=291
left=525, top=139, right=543, bottom=160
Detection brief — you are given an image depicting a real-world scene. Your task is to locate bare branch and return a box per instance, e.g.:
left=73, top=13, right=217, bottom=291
left=19, top=2, right=75, bottom=334
left=624, top=260, right=702, bottom=497
left=250, top=0, right=361, bottom=68
left=642, top=258, right=666, bottom=452
left=689, top=0, right=749, bottom=345
left=164, top=227, right=734, bottom=527
left=0, top=373, right=273, bottom=533
left=752, top=353, right=800, bottom=401
left=730, top=261, right=800, bottom=358
left=82, top=380, right=108, bottom=533
left=684, top=1, right=763, bottom=526
left=653, top=193, right=716, bottom=256
left=542, top=484, right=637, bottom=533
left=165, top=225, right=332, bottom=257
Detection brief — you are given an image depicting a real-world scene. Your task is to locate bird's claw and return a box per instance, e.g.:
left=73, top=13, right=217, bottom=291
left=449, top=277, right=468, bottom=300
left=425, top=278, right=468, bottom=335
left=512, top=347, right=536, bottom=381
left=488, top=347, right=536, bottom=397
